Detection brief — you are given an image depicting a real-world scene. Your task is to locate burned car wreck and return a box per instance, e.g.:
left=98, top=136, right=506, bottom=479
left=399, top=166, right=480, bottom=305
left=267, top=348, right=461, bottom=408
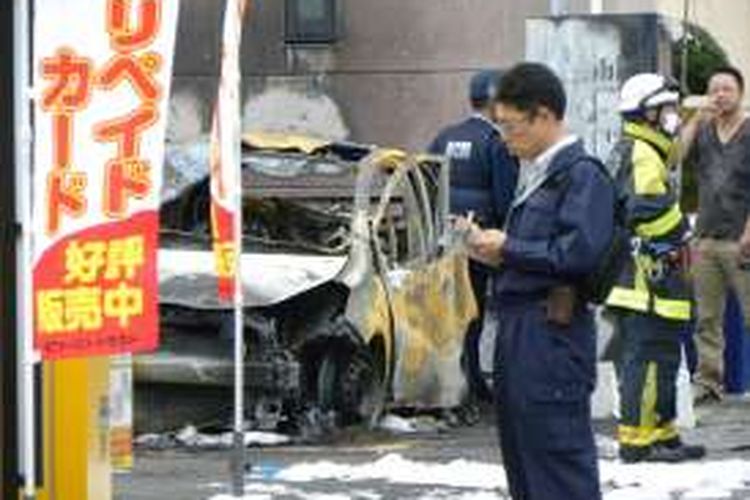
left=135, top=133, right=477, bottom=433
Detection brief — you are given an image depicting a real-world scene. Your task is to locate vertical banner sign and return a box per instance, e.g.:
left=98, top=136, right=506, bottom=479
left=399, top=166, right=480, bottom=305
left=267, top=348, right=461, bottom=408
left=210, top=0, right=248, bottom=302
left=33, top=0, right=180, bottom=359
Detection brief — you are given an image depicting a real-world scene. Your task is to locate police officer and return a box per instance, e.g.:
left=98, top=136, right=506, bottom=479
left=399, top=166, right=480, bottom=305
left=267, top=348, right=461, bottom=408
left=605, top=73, right=706, bottom=463
left=429, top=70, right=517, bottom=405
left=464, top=63, right=608, bottom=499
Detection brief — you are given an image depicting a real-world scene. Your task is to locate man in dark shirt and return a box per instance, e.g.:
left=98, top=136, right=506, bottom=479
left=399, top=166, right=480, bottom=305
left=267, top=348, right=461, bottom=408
left=428, top=70, right=517, bottom=406
left=682, top=66, right=750, bottom=403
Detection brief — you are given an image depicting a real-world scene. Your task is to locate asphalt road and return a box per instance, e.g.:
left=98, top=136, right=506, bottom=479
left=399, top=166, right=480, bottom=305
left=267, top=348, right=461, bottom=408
left=115, top=396, right=750, bottom=500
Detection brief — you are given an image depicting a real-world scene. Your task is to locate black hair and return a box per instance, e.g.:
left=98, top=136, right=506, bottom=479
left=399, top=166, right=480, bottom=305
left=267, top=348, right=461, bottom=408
left=622, top=110, right=645, bottom=122
left=497, top=62, right=566, bottom=119
left=710, top=65, right=745, bottom=93
left=471, top=98, right=489, bottom=110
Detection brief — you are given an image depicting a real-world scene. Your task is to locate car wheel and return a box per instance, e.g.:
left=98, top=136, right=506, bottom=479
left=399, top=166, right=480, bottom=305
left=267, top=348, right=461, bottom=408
left=315, top=345, right=384, bottom=425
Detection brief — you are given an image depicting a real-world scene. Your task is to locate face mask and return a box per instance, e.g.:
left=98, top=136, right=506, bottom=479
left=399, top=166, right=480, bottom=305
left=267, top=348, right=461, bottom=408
left=660, top=110, right=681, bottom=136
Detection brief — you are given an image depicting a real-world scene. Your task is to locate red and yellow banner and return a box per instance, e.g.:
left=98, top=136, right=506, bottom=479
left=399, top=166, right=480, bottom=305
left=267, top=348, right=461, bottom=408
left=33, top=0, right=179, bottom=359
left=209, top=0, right=249, bottom=302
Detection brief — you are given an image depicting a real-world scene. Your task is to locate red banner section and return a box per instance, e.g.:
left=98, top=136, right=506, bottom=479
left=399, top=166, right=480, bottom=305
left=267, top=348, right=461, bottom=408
left=33, top=211, right=158, bottom=359
left=210, top=200, right=236, bottom=301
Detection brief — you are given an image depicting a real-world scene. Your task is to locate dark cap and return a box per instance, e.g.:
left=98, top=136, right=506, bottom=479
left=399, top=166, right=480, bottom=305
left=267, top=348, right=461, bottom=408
left=469, top=69, right=502, bottom=104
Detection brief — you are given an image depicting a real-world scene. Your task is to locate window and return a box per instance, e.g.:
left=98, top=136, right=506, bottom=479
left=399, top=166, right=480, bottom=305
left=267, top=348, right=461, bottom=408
left=284, top=0, right=338, bottom=45
left=373, top=175, right=427, bottom=269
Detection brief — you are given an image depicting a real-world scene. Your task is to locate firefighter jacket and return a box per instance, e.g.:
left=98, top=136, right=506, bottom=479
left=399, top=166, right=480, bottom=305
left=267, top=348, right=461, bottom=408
left=605, top=122, right=692, bottom=321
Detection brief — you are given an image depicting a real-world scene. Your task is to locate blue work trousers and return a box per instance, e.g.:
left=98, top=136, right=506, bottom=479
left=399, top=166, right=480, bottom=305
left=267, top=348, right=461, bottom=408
left=494, top=301, right=601, bottom=500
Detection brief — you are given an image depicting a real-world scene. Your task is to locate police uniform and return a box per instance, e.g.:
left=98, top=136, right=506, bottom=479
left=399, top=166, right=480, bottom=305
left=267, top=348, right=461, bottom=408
left=429, top=114, right=516, bottom=230
left=493, top=139, right=611, bottom=499
left=429, top=88, right=517, bottom=402
left=605, top=121, right=696, bottom=461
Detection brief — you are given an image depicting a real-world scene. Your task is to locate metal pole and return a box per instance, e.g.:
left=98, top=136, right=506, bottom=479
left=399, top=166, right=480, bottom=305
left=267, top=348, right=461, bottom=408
left=677, top=0, right=690, bottom=196
left=228, top=0, right=249, bottom=495
left=680, top=0, right=690, bottom=93
left=1, top=1, right=20, bottom=498
left=14, top=0, right=37, bottom=498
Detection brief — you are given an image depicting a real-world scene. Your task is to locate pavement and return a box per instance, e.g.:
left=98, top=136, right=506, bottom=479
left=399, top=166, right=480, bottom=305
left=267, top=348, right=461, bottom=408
left=114, top=395, right=750, bottom=500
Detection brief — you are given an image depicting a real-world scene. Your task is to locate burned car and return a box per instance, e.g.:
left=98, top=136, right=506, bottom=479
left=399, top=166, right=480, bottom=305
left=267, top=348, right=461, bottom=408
left=135, top=133, right=477, bottom=432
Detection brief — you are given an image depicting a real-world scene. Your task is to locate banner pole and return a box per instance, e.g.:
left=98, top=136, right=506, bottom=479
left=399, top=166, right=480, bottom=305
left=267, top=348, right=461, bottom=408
left=230, top=0, right=249, bottom=495
left=210, top=0, right=249, bottom=493
left=14, top=0, right=37, bottom=498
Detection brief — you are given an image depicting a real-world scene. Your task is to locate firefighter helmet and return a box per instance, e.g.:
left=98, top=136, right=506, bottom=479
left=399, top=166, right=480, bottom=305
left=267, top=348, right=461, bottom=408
left=618, top=73, right=680, bottom=113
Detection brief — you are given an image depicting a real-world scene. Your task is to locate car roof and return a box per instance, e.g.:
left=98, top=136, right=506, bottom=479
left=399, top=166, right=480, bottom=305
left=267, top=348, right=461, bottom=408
left=242, top=131, right=409, bottom=165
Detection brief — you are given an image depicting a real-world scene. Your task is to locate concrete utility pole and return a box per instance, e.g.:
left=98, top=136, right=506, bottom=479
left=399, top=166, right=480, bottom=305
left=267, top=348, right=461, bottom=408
left=590, top=0, right=603, bottom=15
left=1, top=0, right=20, bottom=495
left=550, top=0, right=568, bottom=16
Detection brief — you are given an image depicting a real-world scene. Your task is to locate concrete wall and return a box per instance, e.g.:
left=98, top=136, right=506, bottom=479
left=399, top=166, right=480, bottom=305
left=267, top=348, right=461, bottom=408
left=526, top=14, right=673, bottom=159
left=169, top=0, right=556, bottom=151
left=166, top=0, right=746, bottom=154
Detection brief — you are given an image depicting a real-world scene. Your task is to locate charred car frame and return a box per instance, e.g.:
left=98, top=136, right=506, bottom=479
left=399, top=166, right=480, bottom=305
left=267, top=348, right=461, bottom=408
left=135, top=133, right=477, bottom=433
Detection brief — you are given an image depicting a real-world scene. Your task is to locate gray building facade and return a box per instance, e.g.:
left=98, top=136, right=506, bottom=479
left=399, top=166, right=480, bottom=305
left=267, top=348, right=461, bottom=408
left=166, top=1, right=714, bottom=154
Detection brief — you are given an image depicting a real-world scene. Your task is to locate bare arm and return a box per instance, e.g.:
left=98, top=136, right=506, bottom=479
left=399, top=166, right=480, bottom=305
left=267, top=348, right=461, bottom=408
left=677, top=98, right=716, bottom=164
left=677, top=111, right=709, bottom=164
left=739, top=217, right=750, bottom=259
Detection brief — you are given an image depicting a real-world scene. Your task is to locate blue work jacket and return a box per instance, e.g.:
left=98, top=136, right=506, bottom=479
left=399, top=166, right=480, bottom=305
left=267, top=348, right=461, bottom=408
left=493, top=140, right=615, bottom=301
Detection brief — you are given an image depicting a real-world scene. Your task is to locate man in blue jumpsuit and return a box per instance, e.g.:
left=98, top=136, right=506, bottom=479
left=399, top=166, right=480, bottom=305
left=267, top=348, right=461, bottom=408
left=465, top=63, right=609, bottom=499
left=429, top=70, right=517, bottom=403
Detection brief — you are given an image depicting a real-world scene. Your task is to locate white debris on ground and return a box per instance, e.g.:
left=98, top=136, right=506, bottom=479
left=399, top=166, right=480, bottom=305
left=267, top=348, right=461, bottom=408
left=207, top=454, right=750, bottom=500
left=209, top=484, right=380, bottom=500
left=135, top=425, right=291, bottom=450
left=276, top=453, right=503, bottom=489
left=378, top=414, right=419, bottom=434
left=599, top=459, right=750, bottom=498
left=377, top=414, right=448, bottom=434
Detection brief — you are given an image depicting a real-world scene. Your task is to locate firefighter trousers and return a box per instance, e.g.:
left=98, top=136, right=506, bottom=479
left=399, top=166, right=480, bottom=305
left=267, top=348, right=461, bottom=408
left=494, top=300, right=601, bottom=500
left=614, top=311, right=682, bottom=450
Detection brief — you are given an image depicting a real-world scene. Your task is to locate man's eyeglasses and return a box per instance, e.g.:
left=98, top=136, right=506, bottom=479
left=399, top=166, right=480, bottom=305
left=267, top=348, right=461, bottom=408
left=496, top=114, right=534, bottom=135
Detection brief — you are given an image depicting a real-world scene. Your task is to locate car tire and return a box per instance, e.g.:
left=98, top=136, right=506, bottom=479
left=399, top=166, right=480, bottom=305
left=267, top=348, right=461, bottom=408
left=315, top=345, right=384, bottom=426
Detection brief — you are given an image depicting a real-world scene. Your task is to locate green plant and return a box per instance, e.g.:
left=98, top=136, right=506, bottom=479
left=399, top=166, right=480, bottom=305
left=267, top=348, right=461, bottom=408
left=673, top=23, right=730, bottom=95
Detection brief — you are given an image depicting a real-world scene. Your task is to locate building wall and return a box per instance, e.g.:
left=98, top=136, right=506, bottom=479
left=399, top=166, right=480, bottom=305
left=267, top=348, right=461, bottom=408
left=169, top=0, right=554, bottom=151
left=166, top=0, right=747, bottom=154
left=655, top=0, right=750, bottom=104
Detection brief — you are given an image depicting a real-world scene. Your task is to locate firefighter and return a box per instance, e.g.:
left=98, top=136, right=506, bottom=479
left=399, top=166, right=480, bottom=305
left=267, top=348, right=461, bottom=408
left=464, top=63, right=608, bottom=500
left=605, top=73, right=706, bottom=463
left=429, top=70, right=518, bottom=406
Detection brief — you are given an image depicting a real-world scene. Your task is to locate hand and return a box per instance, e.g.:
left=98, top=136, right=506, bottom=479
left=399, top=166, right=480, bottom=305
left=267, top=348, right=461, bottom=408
left=467, top=228, right=507, bottom=267
left=698, top=98, right=719, bottom=123
left=451, top=214, right=480, bottom=235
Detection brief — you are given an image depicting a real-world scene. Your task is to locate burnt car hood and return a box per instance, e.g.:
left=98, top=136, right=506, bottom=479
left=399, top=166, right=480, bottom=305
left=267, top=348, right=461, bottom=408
left=158, top=248, right=348, bottom=309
